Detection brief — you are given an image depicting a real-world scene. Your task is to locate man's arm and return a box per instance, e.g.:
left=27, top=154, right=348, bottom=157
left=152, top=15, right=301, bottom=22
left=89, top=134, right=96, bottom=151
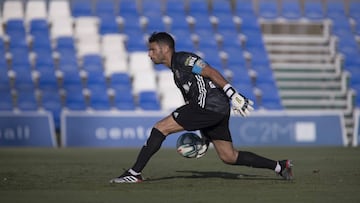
left=200, top=65, right=254, bottom=117
left=200, top=65, right=228, bottom=88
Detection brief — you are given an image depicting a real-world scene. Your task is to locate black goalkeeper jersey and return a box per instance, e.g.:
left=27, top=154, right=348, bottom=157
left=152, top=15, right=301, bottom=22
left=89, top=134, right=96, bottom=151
left=170, top=51, right=230, bottom=114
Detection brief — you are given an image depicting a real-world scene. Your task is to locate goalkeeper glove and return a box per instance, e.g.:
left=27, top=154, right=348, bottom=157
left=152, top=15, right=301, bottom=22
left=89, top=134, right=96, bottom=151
left=223, top=84, right=254, bottom=117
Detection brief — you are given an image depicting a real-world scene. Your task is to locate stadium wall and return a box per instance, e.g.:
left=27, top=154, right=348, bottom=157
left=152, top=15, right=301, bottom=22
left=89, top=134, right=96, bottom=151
left=0, top=110, right=350, bottom=147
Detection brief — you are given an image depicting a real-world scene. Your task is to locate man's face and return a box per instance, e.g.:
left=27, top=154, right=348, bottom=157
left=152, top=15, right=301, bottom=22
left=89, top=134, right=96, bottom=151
left=148, top=42, right=165, bottom=64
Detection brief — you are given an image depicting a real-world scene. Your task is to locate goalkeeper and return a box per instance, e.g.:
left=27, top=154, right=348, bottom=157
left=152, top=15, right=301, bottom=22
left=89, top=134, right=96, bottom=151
left=110, top=32, right=293, bottom=183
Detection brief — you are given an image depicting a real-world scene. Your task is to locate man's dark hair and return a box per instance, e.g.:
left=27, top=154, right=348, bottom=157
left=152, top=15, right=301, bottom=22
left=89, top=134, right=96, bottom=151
left=148, top=32, right=175, bottom=50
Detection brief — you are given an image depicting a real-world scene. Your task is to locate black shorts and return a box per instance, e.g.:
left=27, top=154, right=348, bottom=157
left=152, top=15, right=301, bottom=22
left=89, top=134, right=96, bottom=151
left=172, top=104, right=232, bottom=142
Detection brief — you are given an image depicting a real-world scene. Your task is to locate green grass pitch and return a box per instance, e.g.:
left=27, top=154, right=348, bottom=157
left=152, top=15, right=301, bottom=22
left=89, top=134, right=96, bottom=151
left=0, top=147, right=359, bottom=203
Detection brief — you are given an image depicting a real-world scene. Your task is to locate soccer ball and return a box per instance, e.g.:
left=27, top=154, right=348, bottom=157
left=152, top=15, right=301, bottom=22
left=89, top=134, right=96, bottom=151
left=176, top=132, right=209, bottom=159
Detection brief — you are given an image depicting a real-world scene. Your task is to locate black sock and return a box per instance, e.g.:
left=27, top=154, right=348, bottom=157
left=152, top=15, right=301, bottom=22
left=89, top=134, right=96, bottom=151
left=234, top=151, right=277, bottom=170
left=131, top=128, right=166, bottom=173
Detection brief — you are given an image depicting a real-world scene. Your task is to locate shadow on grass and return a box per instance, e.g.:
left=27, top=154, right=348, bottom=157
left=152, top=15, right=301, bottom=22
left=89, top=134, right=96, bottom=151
left=147, top=170, right=280, bottom=182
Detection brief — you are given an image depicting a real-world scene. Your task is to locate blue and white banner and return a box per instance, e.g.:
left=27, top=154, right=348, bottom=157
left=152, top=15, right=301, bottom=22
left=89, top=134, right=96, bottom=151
left=229, top=112, right=346, bottom=146
left=61, top=111, right=346, bottom=147
left=0, top=111, right=57, bottom=147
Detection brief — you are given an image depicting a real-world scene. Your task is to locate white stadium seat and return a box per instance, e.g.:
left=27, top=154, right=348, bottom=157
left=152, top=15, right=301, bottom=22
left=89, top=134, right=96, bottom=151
left=25, top=0, right=47, bottom=22
left=3, top=0, right=24, bottom=22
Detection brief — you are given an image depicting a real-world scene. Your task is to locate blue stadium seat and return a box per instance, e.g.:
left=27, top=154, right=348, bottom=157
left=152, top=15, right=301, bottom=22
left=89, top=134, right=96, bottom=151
left=34, top=49, right=55, bottom=71
left=222, top=46, right=246, bottom=67
left=96, top=0, right=117, bottom=16
left=304, top=1, right=325, bottom=20
left=188, top=0, right=209, bottom=15
left=37, top=69, right=59, bottom=91
left=114, top=89, right=135, bottom=110
left=258, top=0, right=279, bottom=19
left=13, top=69, right=35, bottom=90
left=99, top=15, right=120, bottom=34
left=165, top=0, right=186, bottom=14
left=212, top=12, right=237, bottom=31
left=218, top=29, right=242, bottom=49
left=211, top=0, right=233, bottom=14
left=29, top=19, right=49, bottom=33
left=71, top=0, right=93, bottom=17
left=9, top=47, right=31, bottom=69
left=256, top=82, right=283, bottom=110
left=349, top=1, right=360, bottom=22
left=235, top=0, right=254, bottom=16
left=6, top=19, right=26, bottom=40
left=0, top=90, right=14, bottom=111
left=56, top=36, right=76, bottom=50
left=326, top=1, right=346, bottom=20
left=141, top=0, right=163, bottom=15
left=144, top=11, right=166, bottom=33
left=189, top=13, right=213, bottom=30
left=63, top=84, right=86, bottom=110
left=32, top=32, right=52, bottom=50
left=281, top=0, right=302, bottom=20
left=166, top=11, right=189, bottom=31
left=119, top=0, right=138, bottom=14
left=82, top=54, right=103, bottom=72
left=109, top=73, right=132, bottom=90
left=84, top=70, right=107, bottom=87
left=57, top=49, right=78, bottom=67
left=16, top=89, right=39, bottom=111
left=124, top=29, right=147, bottom=51
left=138, top=91, right=161, bottom=110
left=87, top=85, right=111, bottom=110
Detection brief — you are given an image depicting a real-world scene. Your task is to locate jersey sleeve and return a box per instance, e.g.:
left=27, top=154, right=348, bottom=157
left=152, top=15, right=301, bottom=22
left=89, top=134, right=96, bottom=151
left=180, top=53, right=208, bottom=74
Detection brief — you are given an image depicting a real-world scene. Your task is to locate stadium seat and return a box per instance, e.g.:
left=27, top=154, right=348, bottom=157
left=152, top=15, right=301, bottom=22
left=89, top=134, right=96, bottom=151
left=140, top=0, right=163, bottom=15
left=82, top=54, right=104, bottom=72
left=138, top=91, right=161, bottom=110
left=210, top=0, right=233, bottom=14
left=15, top=89, right=39, bottom=111
left=166, top=11, right=190, bottom=31
left=84, top=70, right=107, bottom=87
left=48, top=0, right=72, bottom=21
left=63, top=84, right=86, bottom=110
left=258, top=0, right=279, bottom=19
left=113, top=89, right=135, bottom=110
left=33, top=49, right=55, bottom=71
left=99, top=16, right=120, bottom=35
left=12, top=69, right=35, bottom=90
left=109, top=73, right=132, bottom=90
left=281, top=0, right=302, bottom=20
left=303, top=1, right=325, bottom=20
left=3, top=0, right=24, bottom=22
left=96, top=0, right=117, bottom=16
left=37, top=69, right=59, bottom=91
left=56, top=36, right=76, bottom=50
left=256, top=82, right=283, bottom=110
left=86, top=85, right=111, bottom=110
left=0, top=90, right=14, bottom=111
left=29, top=19, right=49, bottom=33
left=165, top=0, right=186, bottom=14
left=71, top=0, right=93, bottom=17
left=25, top=0, right=47, bottom=22
left=51, top=18, right=74, bottom=39
left=211, top=12, right=239, bottom=32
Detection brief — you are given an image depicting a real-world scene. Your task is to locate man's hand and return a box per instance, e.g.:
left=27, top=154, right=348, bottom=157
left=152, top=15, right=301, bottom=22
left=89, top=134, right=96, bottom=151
left=231, top=93, right=254, bottom=117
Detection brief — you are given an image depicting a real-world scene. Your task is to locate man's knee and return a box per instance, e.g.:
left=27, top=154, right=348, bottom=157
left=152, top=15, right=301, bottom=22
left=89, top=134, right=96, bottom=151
left=219, top=152, right=237, bottom=165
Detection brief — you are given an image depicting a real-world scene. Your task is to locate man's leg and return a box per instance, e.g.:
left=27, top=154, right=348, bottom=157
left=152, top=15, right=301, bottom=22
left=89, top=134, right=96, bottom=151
left=110, top=115, right=183, bottom=183
left=212, top=140, right=277, bottom=169
left=212, top=140, right=293, bottom=179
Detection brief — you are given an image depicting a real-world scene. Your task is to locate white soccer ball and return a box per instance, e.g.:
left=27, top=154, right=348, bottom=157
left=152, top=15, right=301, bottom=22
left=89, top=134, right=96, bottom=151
left=176, top=132, right=209, bottom=159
